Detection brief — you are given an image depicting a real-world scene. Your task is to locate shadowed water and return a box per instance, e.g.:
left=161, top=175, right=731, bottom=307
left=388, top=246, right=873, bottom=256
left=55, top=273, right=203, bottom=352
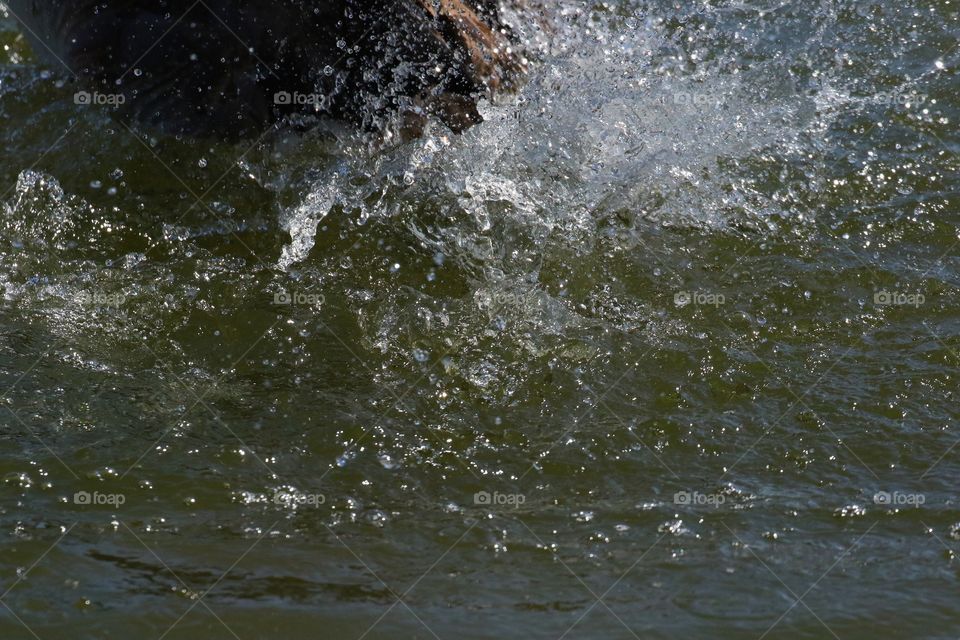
left=0, top=1, right=958, bottom=638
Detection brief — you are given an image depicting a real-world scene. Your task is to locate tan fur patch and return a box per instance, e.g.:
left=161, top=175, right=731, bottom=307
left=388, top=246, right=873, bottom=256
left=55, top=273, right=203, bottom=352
left=415, top=0, right=526, bottom=94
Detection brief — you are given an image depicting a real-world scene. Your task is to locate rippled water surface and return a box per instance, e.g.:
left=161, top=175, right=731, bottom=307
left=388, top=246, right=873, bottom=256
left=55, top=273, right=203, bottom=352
left=1, top=1, right=959, bottom=638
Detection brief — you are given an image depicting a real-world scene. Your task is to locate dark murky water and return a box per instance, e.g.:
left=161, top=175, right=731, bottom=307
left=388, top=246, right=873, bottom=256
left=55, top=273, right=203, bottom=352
left=1, top=1, right=958, bottom=638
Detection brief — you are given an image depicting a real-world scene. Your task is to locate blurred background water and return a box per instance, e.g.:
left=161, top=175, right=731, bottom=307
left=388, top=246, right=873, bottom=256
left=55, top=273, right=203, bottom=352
left=0, top=1, right=958, bottom=638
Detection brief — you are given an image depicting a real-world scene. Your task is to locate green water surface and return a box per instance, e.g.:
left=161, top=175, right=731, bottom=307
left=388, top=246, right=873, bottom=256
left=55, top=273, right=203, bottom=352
left=0, top=1, right=959, bottom=638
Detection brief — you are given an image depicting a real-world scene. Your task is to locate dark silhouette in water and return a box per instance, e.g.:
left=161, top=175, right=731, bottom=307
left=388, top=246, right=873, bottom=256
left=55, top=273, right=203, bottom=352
left=6, top=0, right=526, bottom=138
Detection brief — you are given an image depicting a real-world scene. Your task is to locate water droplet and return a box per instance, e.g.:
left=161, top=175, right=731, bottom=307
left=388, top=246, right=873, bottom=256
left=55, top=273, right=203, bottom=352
left=658, top=519, right=687, bottom=535
left=833, top=504, right=867, bottom=518
left=378, top=454, right=398, bottom=470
